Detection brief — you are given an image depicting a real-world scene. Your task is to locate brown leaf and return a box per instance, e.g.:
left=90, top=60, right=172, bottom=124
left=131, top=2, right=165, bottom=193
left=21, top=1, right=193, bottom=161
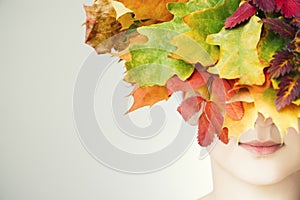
left=128, top=85, right=170, bottom=112
left=84, top=0, right=122, bottom=54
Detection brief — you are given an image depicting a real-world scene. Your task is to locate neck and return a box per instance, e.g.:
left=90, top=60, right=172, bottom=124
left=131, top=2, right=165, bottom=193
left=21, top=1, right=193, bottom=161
left=210, top=159, right=300, bottom=200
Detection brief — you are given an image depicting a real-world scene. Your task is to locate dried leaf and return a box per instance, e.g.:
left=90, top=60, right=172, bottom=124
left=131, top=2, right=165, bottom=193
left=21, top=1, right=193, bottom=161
left=84, top=0, right=122, bottom=54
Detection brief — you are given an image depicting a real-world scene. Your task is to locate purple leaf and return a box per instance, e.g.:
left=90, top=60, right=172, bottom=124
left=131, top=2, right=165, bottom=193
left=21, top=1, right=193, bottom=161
left=268, top=50, right=294, bottom=78
left=275, top=76, right=300, bottom=110
left=249, top=0, right=276, bottom=12
left=262, top=18, right=296, bottom=40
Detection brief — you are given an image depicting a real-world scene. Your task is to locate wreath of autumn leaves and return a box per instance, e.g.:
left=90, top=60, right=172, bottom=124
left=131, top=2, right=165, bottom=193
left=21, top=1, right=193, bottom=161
left=84, top=0, right=300, bottom=146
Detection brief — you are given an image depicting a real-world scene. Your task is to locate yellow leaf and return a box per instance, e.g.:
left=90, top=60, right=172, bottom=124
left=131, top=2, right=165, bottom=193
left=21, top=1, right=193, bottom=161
left=249, top=86, right=300, bottom=136
left=224, top=102, right=258, bottom=139
left=206, top=16, right=266, bottom=85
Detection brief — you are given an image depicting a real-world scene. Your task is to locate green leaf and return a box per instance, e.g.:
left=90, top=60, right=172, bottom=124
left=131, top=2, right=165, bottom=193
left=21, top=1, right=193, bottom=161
left=206, top=16, right=266, bottom=85
left=182, top=0, right=240, bottom=64
left=125, top=0, right=224, bottom=86
left=258, top=29, right=285, bottom=64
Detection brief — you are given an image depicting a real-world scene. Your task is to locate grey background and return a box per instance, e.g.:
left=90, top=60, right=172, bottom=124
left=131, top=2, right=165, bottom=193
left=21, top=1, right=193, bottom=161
left=0, top=0, right=213, bottom=199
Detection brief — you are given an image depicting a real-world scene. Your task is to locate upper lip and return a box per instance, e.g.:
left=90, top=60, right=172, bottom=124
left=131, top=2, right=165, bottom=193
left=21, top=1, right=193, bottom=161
left=239, top=140, right=283, bottom=147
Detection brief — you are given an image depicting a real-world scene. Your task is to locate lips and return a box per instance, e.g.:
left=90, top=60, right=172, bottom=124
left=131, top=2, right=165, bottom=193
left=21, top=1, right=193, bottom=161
left=239, top=141, right=283, bottom=156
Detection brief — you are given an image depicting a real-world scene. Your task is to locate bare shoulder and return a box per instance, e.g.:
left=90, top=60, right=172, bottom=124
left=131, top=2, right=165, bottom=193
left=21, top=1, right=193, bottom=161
left=198, top=192, right=215, bottom=200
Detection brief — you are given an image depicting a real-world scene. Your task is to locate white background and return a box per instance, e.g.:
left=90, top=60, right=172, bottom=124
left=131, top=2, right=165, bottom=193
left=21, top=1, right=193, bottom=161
left=0, top=0, right=212, bottom=199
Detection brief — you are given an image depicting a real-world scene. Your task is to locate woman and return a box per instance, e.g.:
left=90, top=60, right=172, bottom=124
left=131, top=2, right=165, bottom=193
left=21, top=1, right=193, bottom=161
left=84, top=0, right=300, bottom=199
left=200, top=113, right=300, bottom=200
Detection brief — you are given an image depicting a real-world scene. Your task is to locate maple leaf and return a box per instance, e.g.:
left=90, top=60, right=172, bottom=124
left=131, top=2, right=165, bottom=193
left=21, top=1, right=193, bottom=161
left=182, top=0, right=240, bottom=64
left=268, top=50, right=294, bottom=78
left=117, top=0, right=188, bottom=22
left=177, top=96, right=204, bottom=121
left=124, top=0, right=229, bottom=87
left=250, top=0, right=276, bottom=12
left=198, top=101, right=224, bottom=146
left=275, top=0, right=300, bottom=18
left=262, top=18, right=296, bottom=40
left=225, top=2, right=258, bottom=29
left=128, top=85, right=170, bottom=112
left=207, top=16, right=266, bottom=85
left=276, top=76, right=300, bottom=110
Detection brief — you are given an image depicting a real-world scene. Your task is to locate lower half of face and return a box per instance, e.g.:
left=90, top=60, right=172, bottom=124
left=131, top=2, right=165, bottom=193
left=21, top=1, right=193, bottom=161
left=210, top=114, right=300, bottom=185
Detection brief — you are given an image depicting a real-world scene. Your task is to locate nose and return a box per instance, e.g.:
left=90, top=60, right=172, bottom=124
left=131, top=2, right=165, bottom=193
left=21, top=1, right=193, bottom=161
left=254, top=113, right=281, bottom=142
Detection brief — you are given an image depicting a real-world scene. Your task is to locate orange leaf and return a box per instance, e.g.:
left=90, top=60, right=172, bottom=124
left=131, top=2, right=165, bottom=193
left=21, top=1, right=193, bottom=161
left=128, top=85, right=170, bottom=112
left=117, top=0, right=188, bottom=22
left=219, top=127, right=229, bottom=144
left=225, top=101, right=244, bottom=120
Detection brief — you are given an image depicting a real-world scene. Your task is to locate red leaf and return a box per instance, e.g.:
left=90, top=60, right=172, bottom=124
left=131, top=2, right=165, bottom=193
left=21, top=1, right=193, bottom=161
left=198, top=113, right=215, bottom=146
left=219, top=128, right=229, bottom=144
left=275, top=0, right=300, bottom=18
left=205, top=102, right=224, bottom=133
left=262, top=18, right=296, bottom=40
left=225, top=2, right=258, bottom=29
left=276, top=76, right=300, bottom=110
left=250, top=0, right=276, bottom=12
left=225, top=102, right=244, bottom=120
left=198, top=101, right=224, bottom=146
left=268, top=50, right=294, bottom=78
left=166, top=71, right=209, bottom=94
left=177, top=96, right=204, bottom=121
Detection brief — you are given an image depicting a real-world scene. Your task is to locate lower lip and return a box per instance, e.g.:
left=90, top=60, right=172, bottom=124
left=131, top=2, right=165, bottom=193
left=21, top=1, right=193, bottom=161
left=239, top=143, right=283, bottom=156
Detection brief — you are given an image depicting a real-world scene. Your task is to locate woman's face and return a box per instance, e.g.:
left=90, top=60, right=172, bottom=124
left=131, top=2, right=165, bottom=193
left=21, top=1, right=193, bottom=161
left=210, top=113, right=300, bottom=185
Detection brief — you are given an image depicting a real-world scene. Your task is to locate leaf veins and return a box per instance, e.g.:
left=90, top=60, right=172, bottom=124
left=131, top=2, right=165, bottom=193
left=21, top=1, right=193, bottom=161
left=262, top=18, right=296, bottom=40
left=249, top=0, right=276, bottom=12
left=276, top=76, right=300, bottom=110
left=275, top=0, right=300, bottom=18
left=268, top=50, right=294, bottom=78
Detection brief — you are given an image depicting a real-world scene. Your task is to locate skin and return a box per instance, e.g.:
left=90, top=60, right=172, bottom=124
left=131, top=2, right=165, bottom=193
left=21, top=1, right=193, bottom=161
left=200, top=113, right=300, bottom=200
